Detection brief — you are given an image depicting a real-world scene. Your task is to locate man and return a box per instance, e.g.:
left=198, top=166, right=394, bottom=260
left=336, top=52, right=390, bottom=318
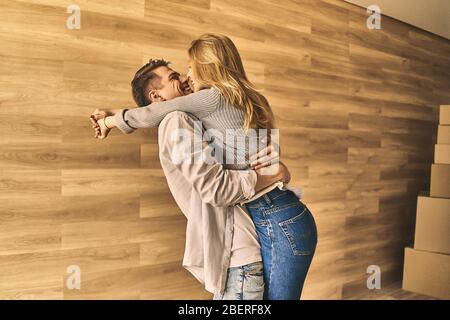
left=91, top=59, right=288, bottom=299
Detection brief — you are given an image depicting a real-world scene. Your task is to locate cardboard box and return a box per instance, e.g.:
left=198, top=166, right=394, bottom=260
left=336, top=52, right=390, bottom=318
left=440, top=105, right=450, bottom=125
left=430, top=164, right=450, bottom=198
left=415, top=195, right=450, bottom=254
left=437, top=125, right=450, bottom=145
left=403, top=247, right=450, bottom=299
left=435, top=144, right=450, bottom=164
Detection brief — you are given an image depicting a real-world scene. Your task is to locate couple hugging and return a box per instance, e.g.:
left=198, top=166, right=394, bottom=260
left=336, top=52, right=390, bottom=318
left=90, top=33, right=317, bottom=300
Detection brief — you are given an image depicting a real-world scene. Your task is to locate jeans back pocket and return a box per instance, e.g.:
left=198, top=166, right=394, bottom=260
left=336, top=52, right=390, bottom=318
left=278, top=207, right=317, bottom=256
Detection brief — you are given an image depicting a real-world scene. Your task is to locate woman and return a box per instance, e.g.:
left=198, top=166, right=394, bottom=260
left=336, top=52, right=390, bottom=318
left=92, top=34, right=318, bottom=300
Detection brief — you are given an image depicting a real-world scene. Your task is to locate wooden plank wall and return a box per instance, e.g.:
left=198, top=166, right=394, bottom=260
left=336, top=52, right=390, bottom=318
left=0, top=0, right=449, bottom=299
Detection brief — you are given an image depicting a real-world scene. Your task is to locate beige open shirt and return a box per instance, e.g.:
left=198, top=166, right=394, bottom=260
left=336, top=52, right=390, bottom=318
left=157, top=111, right=262, bottom=295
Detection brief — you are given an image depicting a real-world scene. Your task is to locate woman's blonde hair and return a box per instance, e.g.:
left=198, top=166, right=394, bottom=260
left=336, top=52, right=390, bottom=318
left=188, top=33, right=275, bottom=131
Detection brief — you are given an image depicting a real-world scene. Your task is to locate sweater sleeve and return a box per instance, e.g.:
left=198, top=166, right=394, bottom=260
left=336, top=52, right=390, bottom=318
left=114, top=87, right=221, bottom=134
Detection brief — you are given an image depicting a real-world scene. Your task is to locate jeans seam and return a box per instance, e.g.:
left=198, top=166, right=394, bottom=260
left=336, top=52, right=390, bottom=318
left=278, top=206, right=307, bottom=226
left=238, top=267, right=244, bottom=300
left=243, top=261, right=261, bottom=270
left=269, top=191, right=291, bottom=201
left=263, top=202, right=299, bottom=215
left=264, top=215, right=275, bottom=299
left=245, top=191, right=291, bottom=209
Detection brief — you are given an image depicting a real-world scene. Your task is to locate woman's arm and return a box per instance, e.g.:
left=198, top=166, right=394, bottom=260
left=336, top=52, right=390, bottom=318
left=113, top=87, right=220, bottom=134
left=92, top=111, right=290, bottom=203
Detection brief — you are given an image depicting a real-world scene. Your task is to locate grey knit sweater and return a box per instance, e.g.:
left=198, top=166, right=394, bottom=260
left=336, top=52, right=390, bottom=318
left=114, top=87, right=268, bottom=170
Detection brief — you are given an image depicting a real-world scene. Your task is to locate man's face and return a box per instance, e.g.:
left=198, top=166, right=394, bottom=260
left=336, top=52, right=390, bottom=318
left=148, top=66, right=193, bottom=102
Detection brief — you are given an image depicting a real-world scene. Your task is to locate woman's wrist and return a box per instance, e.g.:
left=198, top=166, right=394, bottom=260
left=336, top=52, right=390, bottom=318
left=104, top=116, right=116, bottom=129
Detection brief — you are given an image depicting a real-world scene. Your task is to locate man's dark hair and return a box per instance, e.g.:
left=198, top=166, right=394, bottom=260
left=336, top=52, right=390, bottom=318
left=131, top=58, right=170, bottom=107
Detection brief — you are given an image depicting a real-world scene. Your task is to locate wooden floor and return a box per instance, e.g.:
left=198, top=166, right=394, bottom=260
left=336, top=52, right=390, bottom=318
left=0, top=0, right=449, bottom=299
left=343, top=282, right=437, bottom=300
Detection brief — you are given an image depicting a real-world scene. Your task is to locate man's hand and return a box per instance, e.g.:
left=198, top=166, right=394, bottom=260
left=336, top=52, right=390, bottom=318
left=256, top=161, right=290, bottom=183
left=254, top=161, right=291, bottom=192
left=249, top=137, right=280, bottom=170
left=277, top=161, right=291, bottom=184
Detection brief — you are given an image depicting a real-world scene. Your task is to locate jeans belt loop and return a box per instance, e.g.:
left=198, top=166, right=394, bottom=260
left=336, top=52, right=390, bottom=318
left=263, top=193, right=271, bottom=205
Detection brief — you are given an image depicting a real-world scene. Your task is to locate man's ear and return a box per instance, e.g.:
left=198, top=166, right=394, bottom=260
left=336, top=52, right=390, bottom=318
left=148, top=90, right=164, bottom=102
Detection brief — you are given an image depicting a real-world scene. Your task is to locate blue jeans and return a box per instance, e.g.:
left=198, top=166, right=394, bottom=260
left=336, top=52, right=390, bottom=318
left=244, top=188, right=318, bottom=300
left=213, top=261, right=264, bottom=300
